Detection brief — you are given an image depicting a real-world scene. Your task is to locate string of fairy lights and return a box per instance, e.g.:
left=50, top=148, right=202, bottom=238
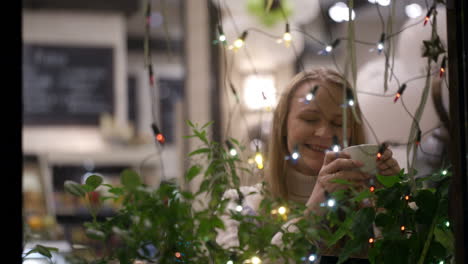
left=142, top=0, right=451, bottom=263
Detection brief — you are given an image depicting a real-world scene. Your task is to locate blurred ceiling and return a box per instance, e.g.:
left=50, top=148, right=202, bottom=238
left=23, top=0, right=433, bottom=55
left=23, top=0, right=140, bottom=16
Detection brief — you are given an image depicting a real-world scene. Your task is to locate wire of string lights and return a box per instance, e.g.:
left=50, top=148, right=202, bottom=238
left=196, top=0, right=447, bottom=175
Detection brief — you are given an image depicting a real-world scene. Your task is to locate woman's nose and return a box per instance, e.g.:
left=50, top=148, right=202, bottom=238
left=314, top=123, right=334, bottom=138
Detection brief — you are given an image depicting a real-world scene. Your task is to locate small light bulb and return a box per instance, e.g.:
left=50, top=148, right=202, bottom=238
left=400, top=225, right=406, bottom=231
left=394, top=93, right=401, bottom=103
left=234, top=39, right=244, bottom=49
left=306, top=93, right=314, bottom=101
left=332, top=145, right=340, bottom=153
left=440, top=67, right=445, bottom=78
left=251, top=256, right=261, bottom=264
left=229, top=149, right=238, bottom=156
left=255, top=153, right=264, bottom=169
left=278, top=206, right=287, bottom=215
left=438, top=261, right=444, bottom=264
left=368, top=238, right=375, bottom=244
left=283, top=32, right=292, bottom=42
left=377, top=43, right=384, bottom=51
left=175, top=252, right=181, bottom=258
left=348, top=99, right=354, bottom=106
left=445, top=221, right=450, bottom=227
left=442, top=170, right=447, bottom=175
left=424, top=16, right=430, bottom=24
left=156, top=133, right=165, bottom=144
left=236, top=205, right=243, bottom=212
left=219, top=35, right=226, bottom=42
left=325, top=45, right=333, bottom=53
left=291, top=152, right=299, bottom=160
left=308, top=254, right=317, bottom=262
left=405, top=195, right=410, bottom=201
left=227, top=261, right=234, bottom=264
left=369, top=185, right=376, bottom=192
left=327, top=198, right=336, bottom=207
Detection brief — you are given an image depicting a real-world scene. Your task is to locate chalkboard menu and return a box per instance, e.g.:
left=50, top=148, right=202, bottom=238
left=23, top=44, right=114, bottom=125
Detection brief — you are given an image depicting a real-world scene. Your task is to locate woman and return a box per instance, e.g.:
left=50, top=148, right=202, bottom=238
left=216, top=68, right=401, bottom=263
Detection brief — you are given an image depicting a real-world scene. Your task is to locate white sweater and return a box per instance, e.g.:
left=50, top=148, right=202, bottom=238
left=215, top=168, right=317, bottom=249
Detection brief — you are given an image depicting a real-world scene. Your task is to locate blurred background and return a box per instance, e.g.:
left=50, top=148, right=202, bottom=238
left=22, top=0, right=450, bottom=262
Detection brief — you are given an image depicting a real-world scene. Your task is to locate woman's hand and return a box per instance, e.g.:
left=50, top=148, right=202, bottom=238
left=377, top=148, right=401, bottom=176
left=316, top=151, right=372, bottom=193
left=305, top=151, right=371, bottom=215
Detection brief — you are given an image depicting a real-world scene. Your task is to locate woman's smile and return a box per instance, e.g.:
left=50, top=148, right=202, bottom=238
left=303, top=143, right=328, bottom=154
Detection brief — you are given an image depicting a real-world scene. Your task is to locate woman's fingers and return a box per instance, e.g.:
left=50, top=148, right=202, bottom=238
left=376, top=148, right=401, bottom=176
left=379, top=148, right=393, bottom=162
left=378, top=158, right=396, bottom=170
left=333, top=170, right=371, bottom=182
left=379, top=165, right=401, bottom=176
left=322, top=151, right=350, bottom=166
left=318, top=171, right=372, bottom=193
left=378, top=158, right=401, bottom=176
left=320, top=157, right=364, bottom=175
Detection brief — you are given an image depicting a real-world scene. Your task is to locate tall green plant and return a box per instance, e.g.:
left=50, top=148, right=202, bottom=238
left=58, top=121, right=453, bottom=264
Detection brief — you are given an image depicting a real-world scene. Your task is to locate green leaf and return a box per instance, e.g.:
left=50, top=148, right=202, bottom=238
left=197, top=180, right=210, bottom=195
left=330, top=189, right=348, bottom=201
left=330, top=178, right=353, bottom=186
left=108, top=187, right=124, bottom=196
left=351, top=207, right=375, bottom=237
left=81, top=184, right=94, bottom=192
left=337, top=238, right=364, bottom=264
left=86, top=228, right=106, bottom=240
left=201, top=120, right=214, bottom=129
left=376, top=184, right=403, bottom=210
left=85, top=175, right=103, bottom=191
left=351, top=189, right=372, bottom=203
left=180, top=191, right=195, bottom=200
left=265, top=0, right=274, bottom=12
left=64, top=180, right=87, bottom=197
left=328, top=217, right=353, bottom=246
left=414, top=189, right=437, bottom=224
left=434, top=227, right=454, bottom=253
left=186, top=120, right=194, bottom=128
left=26, top=245, right=58, bottom=259
left=186, top=165, right=202, bottom=181
left=36, top=247, right=52, bottom=258
left=188, top=148, right=210, bottom=157
left=376, top=174, right=400, bottom=187
left=120, top=169, right=142, bottom=190
left=375, top=213, right=392, bottom=228
left=99, top=196, right=115, bottom=201
left=230, top=137, right=240, bottom=146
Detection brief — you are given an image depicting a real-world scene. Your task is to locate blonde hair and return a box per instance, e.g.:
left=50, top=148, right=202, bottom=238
left=265, top=68, right=366, bottom=199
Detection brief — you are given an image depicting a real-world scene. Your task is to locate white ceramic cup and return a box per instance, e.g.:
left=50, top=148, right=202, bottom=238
left=342, top=144, right=379, bottom=175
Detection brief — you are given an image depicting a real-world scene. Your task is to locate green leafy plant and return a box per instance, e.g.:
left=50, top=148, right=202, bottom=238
left=58, top=121, right=453, bottom=264
left=246, top=0, right=293, bottom=27
left=23, top=244, right=59, bottom=263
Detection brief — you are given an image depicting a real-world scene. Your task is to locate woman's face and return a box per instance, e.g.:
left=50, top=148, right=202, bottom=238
left=286, top=80, right=352, bottom=175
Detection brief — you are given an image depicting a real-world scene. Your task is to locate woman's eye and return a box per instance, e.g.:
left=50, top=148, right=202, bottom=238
left=332, top=122, right=342, bottom=127
left=303, top=118, right=318, bottom=123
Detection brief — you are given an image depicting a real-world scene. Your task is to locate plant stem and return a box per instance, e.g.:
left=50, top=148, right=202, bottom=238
left=85, top=193, right=97, bottom=224
left=417, top=204, right=440, bottom=264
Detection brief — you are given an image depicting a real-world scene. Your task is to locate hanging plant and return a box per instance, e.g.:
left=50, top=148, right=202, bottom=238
left=246, top=0, right=293, bottom=27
